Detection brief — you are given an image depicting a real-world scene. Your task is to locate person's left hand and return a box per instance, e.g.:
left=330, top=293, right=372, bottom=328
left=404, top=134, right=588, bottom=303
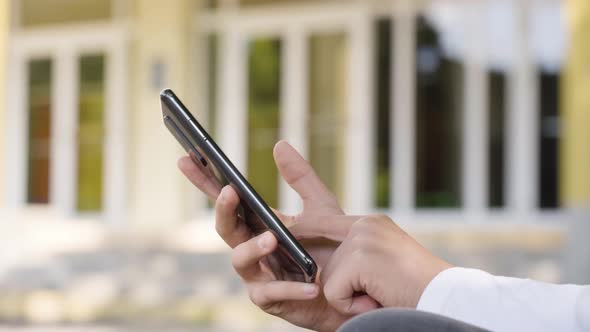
left=178, top=141, right=361, bottom=331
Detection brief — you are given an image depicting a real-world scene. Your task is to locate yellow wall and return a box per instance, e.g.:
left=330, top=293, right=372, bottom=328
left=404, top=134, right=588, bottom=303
left=21, top=0, right=111, bottom=27
left=562, top=0, right=590, bottom=208
left=0, top=0, right=8, bottom=205
left=130, top=0, right=197, bottom=227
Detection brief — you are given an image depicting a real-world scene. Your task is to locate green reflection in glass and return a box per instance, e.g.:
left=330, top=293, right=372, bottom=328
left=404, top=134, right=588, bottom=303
left=27, top=59, right=52, bottom=204
left=375, top=19, right=393, bottom=208
left=247, top=39, right=281, bottom=208
left=415, top=17, right=463, bottom=208
left=77, top=55, right=104, bottom=212
left=308, top=33, right=348, bottom=203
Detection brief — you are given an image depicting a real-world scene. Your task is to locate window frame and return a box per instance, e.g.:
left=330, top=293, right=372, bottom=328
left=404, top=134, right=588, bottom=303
left=5, top=22, right=129, bottom=224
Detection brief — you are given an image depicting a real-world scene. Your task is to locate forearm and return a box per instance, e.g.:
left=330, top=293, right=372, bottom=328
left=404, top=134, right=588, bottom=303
left=417, top=267, right=590, bottom=332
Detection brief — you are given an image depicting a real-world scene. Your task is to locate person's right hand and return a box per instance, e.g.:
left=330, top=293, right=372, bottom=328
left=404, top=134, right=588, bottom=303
left=292, top=214, right=452, bottom=315
left=178, top=141, right=356, bottom=331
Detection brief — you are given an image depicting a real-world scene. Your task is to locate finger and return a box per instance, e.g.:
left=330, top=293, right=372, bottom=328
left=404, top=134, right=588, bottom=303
left=232, top=231, right=277, bottom=280
left=249, top=281, right=320, bottom=310
left=322, top=259, right=379, bottom=315
left=344, top=294, right=380, bottom=315
left=290, top=215, right=360, bottom=242
left=320, top=236, right=380, bottom=315
left=318, top=234, right=349, bottom=287
left=178, top=156, right=222, bottom=201
left=215, top=186, right=252, bottom=248
left=273, top=141, right=342, bottom=213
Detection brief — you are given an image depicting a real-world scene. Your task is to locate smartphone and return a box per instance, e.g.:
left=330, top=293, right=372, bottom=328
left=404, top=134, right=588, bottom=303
left=160, top=89, right=317, bottom=283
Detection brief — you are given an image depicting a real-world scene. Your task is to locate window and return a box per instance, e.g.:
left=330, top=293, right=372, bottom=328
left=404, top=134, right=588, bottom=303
left=26, top=59, right=52, bottom=204
left=247, top=39, right=281, bottom=207
left=374, top=19, right=392, bottom=208
left=488, top=71, right=506, bottom=208
left=308, top=33, right=348, bottom=203
left=538, top=70, right=560, bottom=209
left=415, top=16, right=463, bottom=208
left=76, top=54, right=105, bottom=212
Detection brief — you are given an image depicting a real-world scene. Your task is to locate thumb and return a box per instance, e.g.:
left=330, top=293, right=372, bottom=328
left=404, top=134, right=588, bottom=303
left=273, top=141, right=342, bottom=213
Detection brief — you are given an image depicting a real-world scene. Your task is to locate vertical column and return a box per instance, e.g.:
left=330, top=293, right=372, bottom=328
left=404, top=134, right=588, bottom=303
left=462, top=4, right=489, bottom=214
left=279, top=27, right=308, bottom=214
left=561, top=0, right=590, bottom=208
left=391, top=0, right=417, bottom=213
left=103, top=38, right=128, bottom=225
left=216, top=26, right=248, bottom=172
left=131, top=0, right=193, bottom=227
left=506, top=2, right=538, bottom=214
left=51, top=48, right=78, bottom=216
left=345, top=8, right=374, bottom=214
left=4, top=48, right=27, bottom=208
left=0, top=0, right=8, bottom=207
left=187, top=32, right=209, bottom=218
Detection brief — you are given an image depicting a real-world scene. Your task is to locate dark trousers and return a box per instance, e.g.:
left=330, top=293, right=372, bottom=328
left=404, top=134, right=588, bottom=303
left=337, top=308, right=491, bottom=332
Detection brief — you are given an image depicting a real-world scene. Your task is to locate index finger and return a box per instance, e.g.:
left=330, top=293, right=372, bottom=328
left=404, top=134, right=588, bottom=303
left=178, top=156, right=223, bottom=201
left=215, top=185, right=253, bottom=248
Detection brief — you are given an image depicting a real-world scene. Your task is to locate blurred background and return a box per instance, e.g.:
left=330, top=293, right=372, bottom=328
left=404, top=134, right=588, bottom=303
left=0, top=0, right=589, bottom=331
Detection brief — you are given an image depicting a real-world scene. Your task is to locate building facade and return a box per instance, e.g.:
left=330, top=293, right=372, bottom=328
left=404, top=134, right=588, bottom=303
left=0, top=0, right=588, bottom=278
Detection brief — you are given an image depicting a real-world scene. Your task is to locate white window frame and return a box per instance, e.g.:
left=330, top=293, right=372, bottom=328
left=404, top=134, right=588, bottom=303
left=196, top=2, right=376, bottom=215
left=192, top=0, right=570, bottom=225
left=4, top=21, right=129, bottom=224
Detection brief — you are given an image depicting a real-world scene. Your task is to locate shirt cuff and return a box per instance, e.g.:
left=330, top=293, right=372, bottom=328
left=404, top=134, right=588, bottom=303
left=416, top=267, right=492, bottom=314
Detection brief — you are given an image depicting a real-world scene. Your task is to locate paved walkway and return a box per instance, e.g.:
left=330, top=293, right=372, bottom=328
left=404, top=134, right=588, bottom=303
left=0, top=223, right=570, bottom=332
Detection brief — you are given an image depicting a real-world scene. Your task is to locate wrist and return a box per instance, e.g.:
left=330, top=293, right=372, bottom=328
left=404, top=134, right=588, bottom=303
left=412, top=258, right=453, bottom=308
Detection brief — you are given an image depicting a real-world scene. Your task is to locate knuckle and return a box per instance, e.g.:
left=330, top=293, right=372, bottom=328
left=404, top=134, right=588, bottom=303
left=362, top=215, right=385, bottom=227
left=349, top=219, right=366, bottom=235
left=214, top=222, right=225, bottom=237
left=248, top=287, right=265, bottom=307
left=230, top=247, right=244, bottom=270
left=214, top=221, right=228, bottom=234
left=248, top=287, right=280, bottom=314
left=350, top=214, right=389, bottom=236
left=348, top=232, right=377, bottom=259
left=350, top=232, right=369, bottom=249
left=351, top=247, right=369, bottom=264
left=371, top=214, right=391, bottom=224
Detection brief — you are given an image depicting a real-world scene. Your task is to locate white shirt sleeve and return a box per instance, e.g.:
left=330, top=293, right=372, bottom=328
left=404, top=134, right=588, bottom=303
left=416, top=267, right=590, bottom=332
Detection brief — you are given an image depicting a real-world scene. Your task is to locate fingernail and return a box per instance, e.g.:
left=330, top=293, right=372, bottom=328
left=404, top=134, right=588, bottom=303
left=303, top=284, right=318, bottom=295
left=258, top=232, right=272, bottom=250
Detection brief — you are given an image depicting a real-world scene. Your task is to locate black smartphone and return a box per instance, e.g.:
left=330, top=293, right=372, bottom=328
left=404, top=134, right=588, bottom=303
left=160, top=89, right=317, bottom=283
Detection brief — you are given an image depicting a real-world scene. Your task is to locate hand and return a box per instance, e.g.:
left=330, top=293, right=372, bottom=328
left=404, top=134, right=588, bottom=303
left=295, top=214, right=453, bottom=315
left=178, top=141, right=351, bottom=331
